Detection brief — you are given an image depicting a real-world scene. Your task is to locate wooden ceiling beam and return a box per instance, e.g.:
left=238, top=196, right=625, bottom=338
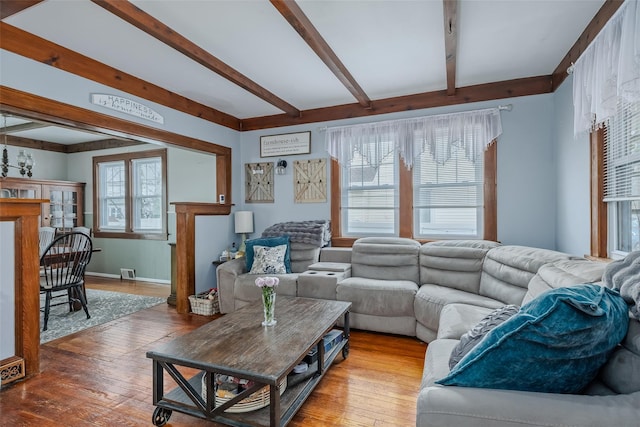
left=0, top=0, right=43, bottom=19
left=91, top=0, right=300, bottom=118
left=2, top=135, right=68, bottom=153
left=241, top=75, right=552, bottom=131
left=0, top=122, right=49, bottom=134
left=270, top=0, right=371, bottom=108
left=443, top=0, right=458, bottom=96
left=0, top=22, right=241, bottom=131
left=552, top=0, right=624, bottom=91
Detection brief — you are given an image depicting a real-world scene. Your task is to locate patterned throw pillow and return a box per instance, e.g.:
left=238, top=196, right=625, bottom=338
left=449, top=305, right=520, bottom=369
left=249, top=244, right=287, bottom=274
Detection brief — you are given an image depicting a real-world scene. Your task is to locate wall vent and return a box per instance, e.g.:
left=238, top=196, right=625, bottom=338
left=120, top=268, right=136, bottom=280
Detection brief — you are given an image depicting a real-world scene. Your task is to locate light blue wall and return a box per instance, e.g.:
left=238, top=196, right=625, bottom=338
left=553, top=75, right=592, bottom=257
left=3, top=46, right=593, bottom=264
left=1, top=49, right=240, bottom=291
left=239, top=94, right=559, bottom=249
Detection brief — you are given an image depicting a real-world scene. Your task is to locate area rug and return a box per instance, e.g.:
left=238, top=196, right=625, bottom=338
left=40, top=289, right=165, bottom=343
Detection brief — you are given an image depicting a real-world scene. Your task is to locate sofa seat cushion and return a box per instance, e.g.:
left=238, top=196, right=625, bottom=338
left=421, top=339, right=459, bottom=389
left=415, top=284, right=504, bottom=334
left=337, top=277, right=417, bottom=317
left=437, top=284, right=629, bottom=393
left=233, top=273, right=298, bottom=303
left=597, top=318, right=640, bottom=394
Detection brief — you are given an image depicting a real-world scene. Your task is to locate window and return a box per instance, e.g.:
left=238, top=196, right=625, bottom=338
left=603, top=101, right=640, bottom=257
left=332, top=143, right=496, bottom=244
left=93, top=149, right=167, bottom=240
left=413, top=141, right=484, bottom=239
left=341, top=140, right=398, bottom=236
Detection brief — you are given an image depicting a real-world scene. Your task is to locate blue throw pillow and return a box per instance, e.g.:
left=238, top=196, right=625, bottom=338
left=437, top=284, right=629, bottom=393
left=245, top=236, right=291, bottom=273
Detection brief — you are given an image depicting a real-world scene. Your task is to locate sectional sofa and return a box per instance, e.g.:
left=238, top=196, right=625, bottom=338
left=216, top=237, right=640, bottom=427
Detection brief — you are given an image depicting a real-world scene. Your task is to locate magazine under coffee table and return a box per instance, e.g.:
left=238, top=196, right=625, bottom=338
left=147, top=296, right=351, bottom=427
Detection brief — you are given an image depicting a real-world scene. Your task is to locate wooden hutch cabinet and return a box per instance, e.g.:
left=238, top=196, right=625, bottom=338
left=0, top=177, right=85, bottom=230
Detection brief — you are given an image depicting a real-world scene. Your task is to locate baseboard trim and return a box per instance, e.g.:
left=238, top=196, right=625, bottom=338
left=85, top=272, right=170, bottom=285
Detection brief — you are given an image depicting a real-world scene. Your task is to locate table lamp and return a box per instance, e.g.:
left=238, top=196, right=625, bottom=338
left=234, top=211, right=254, bottom=257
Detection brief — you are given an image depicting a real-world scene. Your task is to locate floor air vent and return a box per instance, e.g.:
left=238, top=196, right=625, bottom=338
left=120, top=268, right=136, bottom=280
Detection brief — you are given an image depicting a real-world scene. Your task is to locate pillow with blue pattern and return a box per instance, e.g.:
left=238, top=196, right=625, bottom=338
left=249, top=244, right=287, bottom=274
left=437, top=284, right=629, bottom=393
left=245, top=236, right=291, bottom=273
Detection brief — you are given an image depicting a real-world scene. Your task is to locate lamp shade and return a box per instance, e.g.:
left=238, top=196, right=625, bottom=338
left=234, top=211, right=254, bottom=234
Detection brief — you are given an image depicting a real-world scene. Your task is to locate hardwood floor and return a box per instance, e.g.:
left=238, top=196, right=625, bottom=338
left=1, top=278, right=427, bottom=426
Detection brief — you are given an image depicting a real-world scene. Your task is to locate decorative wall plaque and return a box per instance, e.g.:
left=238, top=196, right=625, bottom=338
left=245, top=162, right=274, bottom=203
left=294, top=158, right=327, bottom=203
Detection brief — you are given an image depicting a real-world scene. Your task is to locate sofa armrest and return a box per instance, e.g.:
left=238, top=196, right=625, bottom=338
left=216, top=257, right=246, bottom=313
left=417, top=385, right=640, bottom=427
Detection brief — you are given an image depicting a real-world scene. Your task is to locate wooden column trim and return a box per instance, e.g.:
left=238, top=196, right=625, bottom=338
left=399, top=157, right=413, bottom=238
left=591, top=129, right=607, bottom=258
left=484, top=142, right=498, bottom=241
left=171, top=202, right=231, bottom=314
left=0, top=199, right=47, bottom=384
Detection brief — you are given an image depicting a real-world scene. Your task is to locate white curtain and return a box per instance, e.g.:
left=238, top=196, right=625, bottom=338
left=326, top=107, right=502, bottom=169
left=573, top=0, right=640, bottom=136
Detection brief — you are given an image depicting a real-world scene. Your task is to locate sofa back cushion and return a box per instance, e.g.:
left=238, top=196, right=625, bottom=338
left=351, top=237, right=420, bottom=282
left=289, top=242, right=321, bottom=273
left=419, top=240, right=500, bottom=293
left=524, top=259, right=607, bottom=305
left=479, top=245, right=573, bottom=305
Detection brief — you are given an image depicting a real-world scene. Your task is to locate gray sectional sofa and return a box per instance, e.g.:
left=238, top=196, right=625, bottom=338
left=216, top=236, right=640, bottom=427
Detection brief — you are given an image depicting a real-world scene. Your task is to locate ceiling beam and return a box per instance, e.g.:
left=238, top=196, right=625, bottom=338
left=552, top=0, right=624, bottom=91
left=241, top=75, right=552, bottom=131
left=64, top=138, right=146, bottom=153
left=2, top=134, right=68, bottom=153
left=270, top=0, right=371, bottom=108
left=0, top=122, right=49, bottom=134
left=443, top=0, right=458, bottom=96
left=0, top=0, right=43, bottom=19
left=91, top=0, right=300, bottom=118
left=0, top=22, right=241, bottom=131
left=0, top=85, right=232, bottom=156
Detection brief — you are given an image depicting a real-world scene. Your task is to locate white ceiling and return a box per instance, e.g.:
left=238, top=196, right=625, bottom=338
left=2, top=0, right=606, bottom=142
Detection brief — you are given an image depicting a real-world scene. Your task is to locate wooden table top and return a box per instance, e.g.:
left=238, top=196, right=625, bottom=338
left=147, top=297, right=351, bottom=384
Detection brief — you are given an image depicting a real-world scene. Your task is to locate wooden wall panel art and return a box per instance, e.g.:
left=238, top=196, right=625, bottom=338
left=294, top=158, right=327, bottom=203
left=245, top=162, right=274, bottom=203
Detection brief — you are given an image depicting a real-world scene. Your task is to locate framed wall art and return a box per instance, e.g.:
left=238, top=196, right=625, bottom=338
left=260, top=131, right=311, bottom=158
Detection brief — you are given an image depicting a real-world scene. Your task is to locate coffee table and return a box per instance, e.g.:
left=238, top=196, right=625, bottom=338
left=147, top=296, right=351, bottom=427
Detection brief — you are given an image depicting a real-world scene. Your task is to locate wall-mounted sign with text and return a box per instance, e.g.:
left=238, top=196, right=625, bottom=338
left=90, top=94, right=164, bottom=124
left=260, top=131, right=311, bottom=157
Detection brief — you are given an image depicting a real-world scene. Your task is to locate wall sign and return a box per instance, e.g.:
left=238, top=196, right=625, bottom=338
left=91, top=94, right=164, bottom=124
left=260, top=131, right=311, bottom=157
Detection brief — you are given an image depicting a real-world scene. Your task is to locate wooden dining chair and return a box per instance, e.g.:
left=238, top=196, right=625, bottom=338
left=38, top=226, right=56, bottom=257
left=40, top=232, right=93, bottom=331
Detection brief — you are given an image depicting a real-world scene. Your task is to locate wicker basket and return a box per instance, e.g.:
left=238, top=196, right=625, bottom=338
left=201, top=373, right=287, bottom=413
left=188, top=290, right=220, bottom=316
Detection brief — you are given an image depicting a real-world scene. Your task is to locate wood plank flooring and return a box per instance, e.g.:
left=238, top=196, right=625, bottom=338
left=1, top=278, right=427, bottom=426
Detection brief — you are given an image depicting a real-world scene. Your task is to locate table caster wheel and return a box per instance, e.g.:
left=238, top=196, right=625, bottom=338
left=342, top=342, right=350, bottom=359
left=152, top=407, right=172, bottom=426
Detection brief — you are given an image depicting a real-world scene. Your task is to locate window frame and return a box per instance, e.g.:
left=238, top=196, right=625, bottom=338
left=92, top=149, right=168, bottom=240
left=331, top=141, right=497, bottom=246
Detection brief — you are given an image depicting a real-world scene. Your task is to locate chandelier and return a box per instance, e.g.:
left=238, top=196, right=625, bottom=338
left=1, top=115, right=35, bottom=178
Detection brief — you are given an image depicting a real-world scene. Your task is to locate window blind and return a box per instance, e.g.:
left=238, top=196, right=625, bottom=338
left=603, top=101, right=640, bottom=202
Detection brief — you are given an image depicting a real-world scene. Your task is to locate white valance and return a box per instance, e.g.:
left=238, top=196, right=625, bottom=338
left=573, top=0, right=640, bottom=136
left=325, top=107, right=502, bottom=169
